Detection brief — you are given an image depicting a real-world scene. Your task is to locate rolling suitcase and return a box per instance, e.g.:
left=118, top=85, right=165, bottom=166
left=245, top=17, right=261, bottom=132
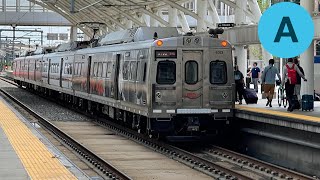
left=302, top=95, right=314, bottom=111
left=243, top=88, right=258, bottom=104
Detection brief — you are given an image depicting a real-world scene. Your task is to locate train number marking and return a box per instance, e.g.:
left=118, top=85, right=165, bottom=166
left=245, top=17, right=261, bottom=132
left=216, top=51, right=224, bottom=54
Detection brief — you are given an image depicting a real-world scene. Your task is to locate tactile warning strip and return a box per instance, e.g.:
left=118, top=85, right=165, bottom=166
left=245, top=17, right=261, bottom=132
left=0, top=100, right=76, bottom=179
left=236, top=105, right=320, bottom=123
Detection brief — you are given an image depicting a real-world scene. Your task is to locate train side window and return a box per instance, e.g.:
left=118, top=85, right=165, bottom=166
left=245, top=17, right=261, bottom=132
left=185, top=61, right=198, bottom=84
left=123, top=61, right=129, bottom=80
left=135, top=61, right=140, bottom=82
left=76, top=63, right=79, bottom=75
left=64, top=63, right=67, bottom=74
left=102, top=63, right=107, bottom=78
left=106, top=62, right=112, bottom=78
left=93, top=62, right=97, bottom=77
left=129, top=61, right=137, bottom=80
left=142, top=63, right=147, bottom=82
left=156, top=61, right=176, bottom=84
left=98, top=62, right=103, bottom=77
left=79, top=63, right=82, bottom=75
left=70, top=64, right=73, bottom=74
left=210, top=61, right=227, bottom=84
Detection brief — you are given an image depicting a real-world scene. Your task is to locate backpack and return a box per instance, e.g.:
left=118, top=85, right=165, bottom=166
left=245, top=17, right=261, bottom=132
left=234, top=71, right=241, bottom=81
left=286, top=64, right=297, bottom=84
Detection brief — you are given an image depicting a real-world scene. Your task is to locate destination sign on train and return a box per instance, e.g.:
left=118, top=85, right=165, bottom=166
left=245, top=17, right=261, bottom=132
left=155, top=50, right=177, bottom=58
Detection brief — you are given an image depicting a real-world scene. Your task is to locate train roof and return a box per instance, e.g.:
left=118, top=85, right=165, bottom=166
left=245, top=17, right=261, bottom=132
left=98, top=27, right=179, bottom=46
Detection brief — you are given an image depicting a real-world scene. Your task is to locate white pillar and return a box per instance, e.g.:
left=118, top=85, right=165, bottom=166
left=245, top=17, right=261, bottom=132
left=300, top=0, right=315, bottom=96
left=248, top=0, right=262, bottom=23
left=300, top=41, right=315, bottom=95
left=234, top=0, right=247, bottom=74
left=196, top=0, right=208, bottom=32
left=314, top=0, right=319, bottom=13
left=70, top=26, right=77, bottom=42
left=168, top=6, right=178, bottom=27
left=235, top=0, right=246, bottom=25
left=235, top=46, right=248, bottom=76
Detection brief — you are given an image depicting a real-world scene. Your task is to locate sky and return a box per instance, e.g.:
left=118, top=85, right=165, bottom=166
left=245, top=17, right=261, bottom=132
left=0, top=25, right=74, bottom=48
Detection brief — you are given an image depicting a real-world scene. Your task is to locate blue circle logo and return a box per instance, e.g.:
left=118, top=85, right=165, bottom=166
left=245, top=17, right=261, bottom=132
left=258, top=2, right=314, bottom=58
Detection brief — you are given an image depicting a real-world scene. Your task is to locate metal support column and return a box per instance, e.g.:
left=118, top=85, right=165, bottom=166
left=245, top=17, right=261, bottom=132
left=235, top=46, right=248, bottom=77
left=196, top=0, right=208, bottom=32
left=235, top=0, right=248, bottom=75
left=70, top=26, right=78, bottom=42
left=12, top=25, right=16, bottom=60
left=300, top=0, right=315, bottom=96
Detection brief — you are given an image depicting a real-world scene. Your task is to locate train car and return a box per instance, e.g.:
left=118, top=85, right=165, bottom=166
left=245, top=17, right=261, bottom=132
left=13, top=27, right=235, bottom=139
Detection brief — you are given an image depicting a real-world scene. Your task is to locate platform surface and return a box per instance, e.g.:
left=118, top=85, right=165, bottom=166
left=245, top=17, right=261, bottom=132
left=0, top=99, right=77, bottom=179
left=0, top=126, right=29, bottom=180
left=236, top=85, right=320, bottom=124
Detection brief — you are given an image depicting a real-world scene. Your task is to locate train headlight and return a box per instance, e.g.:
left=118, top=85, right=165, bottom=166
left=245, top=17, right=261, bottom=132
left=156, top=40, right=163, bottom=46
left=221, top=40, right=228, bottom=47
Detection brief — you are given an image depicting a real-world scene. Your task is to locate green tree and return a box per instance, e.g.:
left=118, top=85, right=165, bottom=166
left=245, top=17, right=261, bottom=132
left=257, top=0, right=270, bottom=12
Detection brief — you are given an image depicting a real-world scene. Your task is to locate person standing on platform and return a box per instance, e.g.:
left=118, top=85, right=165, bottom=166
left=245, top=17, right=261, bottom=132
left=234, top=66, right=244, bottom=105
left=282, top=58, right=307, bottom=112
left=294, top=58, right=305, bottom=104
left=261, top=59, right=281, bottom=107
left=248, top=62, right=260, bottom=92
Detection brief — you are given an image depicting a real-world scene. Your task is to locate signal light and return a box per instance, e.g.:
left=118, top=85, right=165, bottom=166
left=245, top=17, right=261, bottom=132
left=221, top=40, right=228, bottom=47
left=156, top=40, right=163, bottom=46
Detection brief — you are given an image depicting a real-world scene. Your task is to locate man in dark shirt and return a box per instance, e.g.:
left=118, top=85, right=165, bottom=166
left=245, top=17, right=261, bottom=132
left=248, top=62, right=260, bottom=92
left=234, top=66, right=244, bottom=104
left=294, top=58, right=305, bottom=104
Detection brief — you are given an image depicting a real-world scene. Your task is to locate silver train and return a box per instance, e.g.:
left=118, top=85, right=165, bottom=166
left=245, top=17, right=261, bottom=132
left=13, top=27, right=235, bottom=138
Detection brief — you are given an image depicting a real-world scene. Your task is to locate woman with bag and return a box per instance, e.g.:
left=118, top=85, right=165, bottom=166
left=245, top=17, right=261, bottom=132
left=282, top=58, right=307, bottom=112
left=261, top=59, right=281, bottom=107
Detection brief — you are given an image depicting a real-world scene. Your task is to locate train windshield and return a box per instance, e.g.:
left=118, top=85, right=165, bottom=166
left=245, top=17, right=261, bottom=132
left=156, top=61, right=176, bottom=84
left=210, top=61, right=227, bottom=84
left=185, top=61, right=198, bottom=84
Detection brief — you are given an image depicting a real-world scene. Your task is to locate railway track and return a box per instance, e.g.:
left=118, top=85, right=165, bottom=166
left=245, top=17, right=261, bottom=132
left=0, top=87, right=131, bottom=180
left=206, top=146, right=312, bottom=180
left=197, top=145, right=314, bottom=180
left=0, top=77, right=315, bottom=180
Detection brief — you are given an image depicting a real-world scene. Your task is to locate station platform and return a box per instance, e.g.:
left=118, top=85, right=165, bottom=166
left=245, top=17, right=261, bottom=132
left=235, top=92, right=320, bottom=134
left=0, top=98, right=80, bottom=179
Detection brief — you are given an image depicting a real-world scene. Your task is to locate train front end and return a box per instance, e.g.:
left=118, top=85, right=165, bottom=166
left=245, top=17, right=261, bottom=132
left=149, top=33, right=235, bottom=138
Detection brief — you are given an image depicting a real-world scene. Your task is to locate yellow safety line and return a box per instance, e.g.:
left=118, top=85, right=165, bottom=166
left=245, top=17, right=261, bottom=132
left=236, top=105, right=320, bottom=123
left=0, top=100, right=77, bottom=180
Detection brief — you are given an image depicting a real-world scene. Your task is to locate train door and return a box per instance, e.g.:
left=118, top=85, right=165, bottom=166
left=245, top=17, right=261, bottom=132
left=87, top=56, right=92, bottom=93
left=181, top=51, right=203, bottom=108
left=48, top=59, right=51, bottom=84
left=59, top=58, right=64, bottom=87
left=113, top=54, right=121, bottom=100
